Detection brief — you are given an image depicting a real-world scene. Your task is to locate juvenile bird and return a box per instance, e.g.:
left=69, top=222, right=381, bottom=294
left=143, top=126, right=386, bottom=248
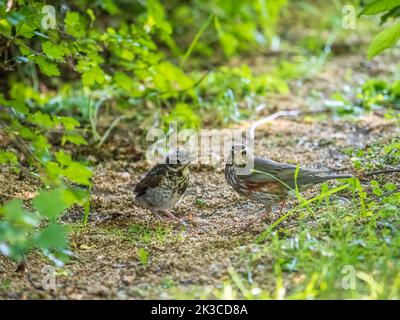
left=135, top=149, right=193, bottom=222
left=225, top=144, right=352, bottom=219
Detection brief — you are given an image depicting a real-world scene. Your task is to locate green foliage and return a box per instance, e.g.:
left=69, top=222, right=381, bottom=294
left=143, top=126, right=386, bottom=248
left=0, top=187, right=86, bottom=263
left=368, top=22, right=400, bottom=59
left=170, top=0, right=287, bottom=59
left=361, top=0, right=400, bottom=58
left=327, top=79, right=400, bottom=116
left=170, top=186, right=400, bottom=299
left=138, top=247, right=149, bottom=265
left=0, top=2, right=99, bottom=265
left=345, top=138, right=400, bottom=171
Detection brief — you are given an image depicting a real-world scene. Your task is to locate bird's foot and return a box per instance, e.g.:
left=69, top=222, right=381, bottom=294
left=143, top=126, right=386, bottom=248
left=244, top=210, right=271, bottom=229
left=154, top=212, right=165, bottom=220
left=278, top=202, right=286, bottom=215
left=165, top=211, right=189, bottom=228
left=185, top=213, right=209, bottom=226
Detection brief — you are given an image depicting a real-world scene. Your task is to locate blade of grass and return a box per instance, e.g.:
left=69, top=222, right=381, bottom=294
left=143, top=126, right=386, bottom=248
left=228, top=266, right=253, bottom=300
left=274, top=263, right=285, bottom=299
left=354, top=178, right=367, bottom=216
left=82, top=188, right=91, bottom=225
left=294, top=164, right=315, bottom=218
left=179, top=14, right=213, bottom=68
left=256, top=183, right=350, bottom=243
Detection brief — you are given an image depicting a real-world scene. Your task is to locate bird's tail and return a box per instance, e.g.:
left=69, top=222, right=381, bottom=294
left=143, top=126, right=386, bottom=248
left=318, top=173, right=353, bottom=182
left=319, top=168, right=400, bottom=182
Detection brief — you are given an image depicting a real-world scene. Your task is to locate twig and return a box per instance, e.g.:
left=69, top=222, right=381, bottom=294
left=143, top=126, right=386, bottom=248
left=0, top=120, right=44, bottom=167
left=362, top=169, right=400, bottom=177
left=88, top=96, right=106, bottom=141
left=248, top=107, right=337, bottom=140
left=249, top=109, right=302, bottom=140
left=96, top=113, right=136, bottom=148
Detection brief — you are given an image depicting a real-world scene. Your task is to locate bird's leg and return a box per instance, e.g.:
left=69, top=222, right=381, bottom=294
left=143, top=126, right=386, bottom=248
left=165, top=210, right=181, bottom=221
left=154, top=212, right=164, bottom=220
left=164, top=211, right=189, bottom=227
left=245, top=207, right=272, bottom=228
left=278, top=202, right=286, bottom=215
left=149, top=208, right=165, bottom=221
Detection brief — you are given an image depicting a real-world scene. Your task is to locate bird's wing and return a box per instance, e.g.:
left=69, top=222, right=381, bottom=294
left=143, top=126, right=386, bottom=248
left=242, top=157, right=329, bottom=189
left=134, top=164, right=167, bottom=196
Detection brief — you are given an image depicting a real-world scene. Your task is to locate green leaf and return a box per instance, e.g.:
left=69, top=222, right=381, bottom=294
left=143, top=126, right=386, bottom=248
left=220, top=33, right=239, bottom=58
left=8, top=100, right=28, bottom=114
left=62, top=134, right=88, bottom=146
left=45, top=161, right=62, bottom=181
left=62, top=162, right=92, bottom=186
left=164, top=103, right=200, bottom=129
left=56, top=116, right=81, bottom=130
left=385, top=183, right=397, bottom=191
left=28, top=111, right=55, bottom=129
left=42, top=41, right=65, bottom=61
left=0, top=151, right=18, bottom=165
left=37, top=223, right=68, bottom=249
left=18, top=44, right=31, bottom=56
left=0, top=93, right=6, bottom=105
left=0, top=19, right=12, bottom=36
left=368, top=22, right=400, bottom=59
left=33, top=188, right=76, bottom=220
left=153, top=61, right=194, bottom=94
left=114, top=72, right=135, bottom=92
left=16, top=23, right=35, bottom=38
left=81, top=66, right=106, bottom=87
left=64, top=12, right=86, bottom=38
left=55, top=151, right=72, bottom=167
left=19, top=127, right=35, bottom=139
left=381, top=6, right=400, bottom=23
left=35, top=56, right=60, bottom=76
left=102, top=0, right=120, bottom=15
left=361, top=0, right=400, bottom=15
left=2, top=199, right=39, bottom=228
left=195, top=198, right=207, bottom=208
left=86, top=8, right=96, bottom=26
left=138, top=247, right=149, bottom=265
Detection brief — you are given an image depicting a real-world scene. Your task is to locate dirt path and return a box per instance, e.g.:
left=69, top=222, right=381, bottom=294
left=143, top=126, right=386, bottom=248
left=1, top=53, right=399, bottom=299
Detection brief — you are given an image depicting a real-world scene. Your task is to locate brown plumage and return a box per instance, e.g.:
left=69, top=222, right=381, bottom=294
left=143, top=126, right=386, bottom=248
left=135, top=149, right=192, bottom=222
left=225, top=144, right=352, bottom=213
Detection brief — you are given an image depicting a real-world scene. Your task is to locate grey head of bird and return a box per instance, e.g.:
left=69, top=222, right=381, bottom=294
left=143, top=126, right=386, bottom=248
left=227, top=143, right=254, bottom=171
left=164, top=149, right=194, bottom=170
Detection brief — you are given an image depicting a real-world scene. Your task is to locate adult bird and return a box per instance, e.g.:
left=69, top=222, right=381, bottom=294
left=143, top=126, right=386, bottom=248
left=135, top=149, right=193, bottom=223
left=225, top=144, right=352, bottom=220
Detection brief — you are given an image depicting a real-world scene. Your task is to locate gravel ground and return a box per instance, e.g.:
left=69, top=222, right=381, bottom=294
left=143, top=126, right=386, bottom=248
left=1, top=53, right=399, bottom=299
